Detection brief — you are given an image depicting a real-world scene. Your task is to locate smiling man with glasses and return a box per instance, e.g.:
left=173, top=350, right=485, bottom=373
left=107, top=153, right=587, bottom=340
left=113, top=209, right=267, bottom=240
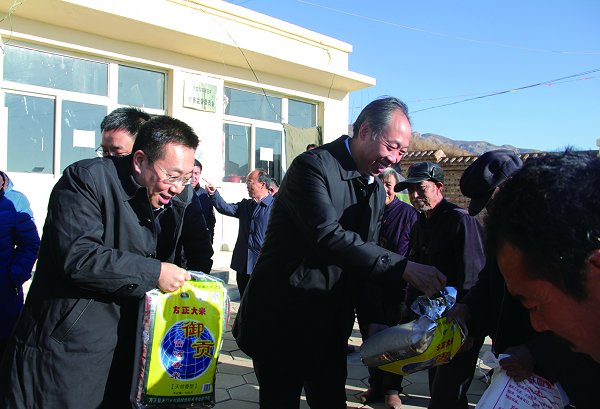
left=233, top=97, right=446, bottom=409
left=0, top=115, right=214, bottom=409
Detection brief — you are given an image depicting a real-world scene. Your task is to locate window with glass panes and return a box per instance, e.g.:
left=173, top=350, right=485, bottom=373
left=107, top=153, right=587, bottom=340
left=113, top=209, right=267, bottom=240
left=223, top=86, right=317, bottom=183
left=1, top=43, right=166, bottom=174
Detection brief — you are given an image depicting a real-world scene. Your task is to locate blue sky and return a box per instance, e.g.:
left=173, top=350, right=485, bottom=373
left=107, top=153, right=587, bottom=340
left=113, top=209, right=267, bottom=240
left=225, top=0, right=600, bottom=152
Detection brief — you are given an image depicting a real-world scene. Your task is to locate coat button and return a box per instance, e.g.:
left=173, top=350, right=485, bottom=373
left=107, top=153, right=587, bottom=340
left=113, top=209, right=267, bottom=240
left=381, top=255, right=390, bottom=264
left=126, top=284, right=137, bottom=291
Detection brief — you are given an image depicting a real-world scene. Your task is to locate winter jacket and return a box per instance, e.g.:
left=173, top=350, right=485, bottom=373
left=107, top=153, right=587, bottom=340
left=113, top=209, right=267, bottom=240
left=0, top=156, right=212, bottom=408
left=0, top=173, right=40, bottom=340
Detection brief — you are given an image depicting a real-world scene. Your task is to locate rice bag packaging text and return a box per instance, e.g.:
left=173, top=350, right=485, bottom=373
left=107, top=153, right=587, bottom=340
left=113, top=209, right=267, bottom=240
left=132, top=272, right=229, bottom=408
left=361, top=287, right=465, bottom=375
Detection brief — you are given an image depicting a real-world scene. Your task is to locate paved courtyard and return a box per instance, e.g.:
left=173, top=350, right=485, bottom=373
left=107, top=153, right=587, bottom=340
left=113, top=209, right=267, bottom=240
left=213, top=278, right=492, bottom=409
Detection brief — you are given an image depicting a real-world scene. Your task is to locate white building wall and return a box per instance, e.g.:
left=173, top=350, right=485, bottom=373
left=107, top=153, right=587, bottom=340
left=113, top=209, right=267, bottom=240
left=0, top=0, right=374, bottom=251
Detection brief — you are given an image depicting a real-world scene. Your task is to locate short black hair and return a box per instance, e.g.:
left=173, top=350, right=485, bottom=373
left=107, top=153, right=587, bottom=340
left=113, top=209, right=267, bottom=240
left=486, top=150, right=600, bottom=300
left=352, top=96, right=410, bottom=141
left=133, top=116, right=199, bottom=163
left=194, top=159, right=202, bottom=170
left=101, top=107, right=150, bottom=137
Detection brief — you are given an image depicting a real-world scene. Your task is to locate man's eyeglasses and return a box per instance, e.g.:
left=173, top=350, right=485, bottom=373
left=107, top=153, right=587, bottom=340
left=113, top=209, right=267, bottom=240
left=95, top=146, right=130, bottom=158
left=154, top=163, right=193, bottom=186
left=378, top=137, right=409, bottom=158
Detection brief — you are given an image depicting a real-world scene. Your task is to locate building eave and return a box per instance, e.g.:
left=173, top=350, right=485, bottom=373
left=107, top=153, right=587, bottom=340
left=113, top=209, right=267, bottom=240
left=0, top=0, right=375, bottom=92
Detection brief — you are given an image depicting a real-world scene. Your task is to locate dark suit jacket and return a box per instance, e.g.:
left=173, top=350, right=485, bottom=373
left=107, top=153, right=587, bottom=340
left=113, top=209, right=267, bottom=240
left=232, top=136, right=409, bottom=358
left=195, top=186, right=216, bottom=242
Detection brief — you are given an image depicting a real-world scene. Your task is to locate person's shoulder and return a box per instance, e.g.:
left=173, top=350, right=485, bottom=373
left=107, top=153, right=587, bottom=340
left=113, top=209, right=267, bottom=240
left=396, top=198, right=417, bottom=211
left=2, top=188, right=32, bottom=215
left=58, top=158, right=123, bottom=195
left=293, top=137, right=348, bottom=173
left=443, top=200, right=481, bottom=226
left=64, top=157, right=117, bottom=178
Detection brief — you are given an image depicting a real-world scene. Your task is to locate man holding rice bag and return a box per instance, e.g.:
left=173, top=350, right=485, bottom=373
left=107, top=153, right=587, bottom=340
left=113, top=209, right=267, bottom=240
left=397, top=161, right=486, bottom=409
left=0, top=116, right=213, bottom=408
left=233, top=97, right=447, bottom=409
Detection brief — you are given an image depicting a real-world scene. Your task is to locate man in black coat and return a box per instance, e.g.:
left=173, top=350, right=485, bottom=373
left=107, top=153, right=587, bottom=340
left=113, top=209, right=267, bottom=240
left=97, top=107, right=214, bottom=271
left=233, top=97, right=446, bottom=409
left=0, top=116, right=213, bottom=408
left=397, top=161, right=486, bottom=409
left=460, top=150, right=600, bottom=408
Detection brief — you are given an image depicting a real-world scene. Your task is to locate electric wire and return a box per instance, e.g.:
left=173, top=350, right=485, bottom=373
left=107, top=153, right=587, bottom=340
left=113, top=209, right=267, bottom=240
left=411, top=68, right=600, bottom=113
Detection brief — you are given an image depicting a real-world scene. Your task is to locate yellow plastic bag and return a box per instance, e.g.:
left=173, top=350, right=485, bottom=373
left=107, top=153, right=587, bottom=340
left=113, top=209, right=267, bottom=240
left=132, top=272, right=229, bottom=408
left=361, top=287, right=465, bottom=375
left=378, top=317, right=464, bottom=375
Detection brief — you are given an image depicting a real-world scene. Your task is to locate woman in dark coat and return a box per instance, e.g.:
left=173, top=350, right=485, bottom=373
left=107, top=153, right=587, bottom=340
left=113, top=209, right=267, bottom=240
left=0, top=171, right=40, bottom=357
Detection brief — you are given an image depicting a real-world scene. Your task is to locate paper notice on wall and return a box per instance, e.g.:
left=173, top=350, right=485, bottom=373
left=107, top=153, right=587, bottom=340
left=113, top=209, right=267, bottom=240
left=260, top=147, right=273, bottom=162
left=73, top=129, right=96, bottom=148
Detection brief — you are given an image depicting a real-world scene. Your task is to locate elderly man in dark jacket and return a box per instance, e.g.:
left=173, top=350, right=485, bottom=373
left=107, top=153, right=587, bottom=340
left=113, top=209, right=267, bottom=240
left=0, top=116, right=213, bottom=408
left=233, top=97, right=446, bottom=409
left=0, top=171, right=40, bottom=357
left=397, top=161, right=486, bottom=409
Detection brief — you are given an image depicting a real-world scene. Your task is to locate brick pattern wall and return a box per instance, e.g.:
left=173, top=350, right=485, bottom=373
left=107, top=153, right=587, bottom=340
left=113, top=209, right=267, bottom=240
left=399, top=151, right=557, bottom=214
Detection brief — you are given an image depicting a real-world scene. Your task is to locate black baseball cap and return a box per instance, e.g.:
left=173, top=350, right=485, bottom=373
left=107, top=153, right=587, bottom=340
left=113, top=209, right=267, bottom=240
left=460, top=149, right=522, bottom=216
left=394, top=162, right=444, bottom=192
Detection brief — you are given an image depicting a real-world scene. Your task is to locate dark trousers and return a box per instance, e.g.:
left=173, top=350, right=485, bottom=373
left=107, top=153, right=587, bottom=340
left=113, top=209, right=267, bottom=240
left=236, top=270, right=250, bottom=298
left=427, top=337, right=485, bottom=409
left=0, top=338, right=8, bottom=365
left=253, top=346, right=347, bottom=409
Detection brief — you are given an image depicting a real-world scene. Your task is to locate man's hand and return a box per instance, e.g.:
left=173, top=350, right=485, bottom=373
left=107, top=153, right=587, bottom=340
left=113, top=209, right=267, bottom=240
left=402, top=261, right=447, bottom=298
left=158, top=262, right=191, bottom=292
left=205, top=183, right=216, bottom=195
left=499, top=345, right=535, bottom=382
left=447, top=303, right=472, bottom=324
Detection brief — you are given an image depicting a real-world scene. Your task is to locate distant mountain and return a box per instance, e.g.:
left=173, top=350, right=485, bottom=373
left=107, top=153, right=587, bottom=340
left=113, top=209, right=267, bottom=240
left=346, top=125, right=540, bottom=155
left=414, top=132, right=540, bottom=155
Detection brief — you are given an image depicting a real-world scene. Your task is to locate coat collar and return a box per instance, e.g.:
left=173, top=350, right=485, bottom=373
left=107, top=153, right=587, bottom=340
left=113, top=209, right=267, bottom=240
left=322, top=135, right=363, bottom=182
left=113, top=155, right=144, bottom=201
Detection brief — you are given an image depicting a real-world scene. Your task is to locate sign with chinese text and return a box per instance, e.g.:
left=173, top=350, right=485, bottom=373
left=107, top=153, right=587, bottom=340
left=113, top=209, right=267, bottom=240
left=183, top=80, right=217, bottom=112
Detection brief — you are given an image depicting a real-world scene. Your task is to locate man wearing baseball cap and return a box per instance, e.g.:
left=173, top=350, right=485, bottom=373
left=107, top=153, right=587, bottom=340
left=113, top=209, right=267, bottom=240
left=453, top=150, right=599, bottom=408
left=459, top=149, right=522, bottom=216
left=397, top=161, right=486, bottom=409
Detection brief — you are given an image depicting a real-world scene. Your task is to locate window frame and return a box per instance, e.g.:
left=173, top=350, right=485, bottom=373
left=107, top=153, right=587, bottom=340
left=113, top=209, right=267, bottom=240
left=222, top=84, right=318, bottom=178
left=1, top=42, right=168, bottom=174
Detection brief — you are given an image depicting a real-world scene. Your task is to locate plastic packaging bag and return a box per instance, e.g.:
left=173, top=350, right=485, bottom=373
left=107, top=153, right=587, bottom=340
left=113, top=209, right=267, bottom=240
left=132, top=271, right=230, bottom=408
left=475, top=351, right=569, bottom=409
left=360, top=287, right=466, bottom=375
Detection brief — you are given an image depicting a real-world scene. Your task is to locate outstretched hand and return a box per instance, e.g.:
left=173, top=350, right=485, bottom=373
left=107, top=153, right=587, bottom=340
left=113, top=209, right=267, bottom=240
left=158, top=262, right=191, bottom=292
left=205, top=182, right=216, bottom=195
left=402, top=261, right=447, bottom=298
left=499, top=345, right=535, bottom=382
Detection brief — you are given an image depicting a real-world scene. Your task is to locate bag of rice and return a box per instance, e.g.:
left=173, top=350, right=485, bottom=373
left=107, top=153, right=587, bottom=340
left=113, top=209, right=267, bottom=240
left=132, top=272, right=229, bottom=408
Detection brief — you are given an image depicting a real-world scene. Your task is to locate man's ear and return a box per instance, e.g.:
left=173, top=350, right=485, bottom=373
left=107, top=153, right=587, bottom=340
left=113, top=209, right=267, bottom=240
left=132, top=150, right=145, bottom=174
left=587, top=249, right=600, bottom=297
left=588, top=249, right=600, bottom=271
left=358, top=122, right=370, bottom=140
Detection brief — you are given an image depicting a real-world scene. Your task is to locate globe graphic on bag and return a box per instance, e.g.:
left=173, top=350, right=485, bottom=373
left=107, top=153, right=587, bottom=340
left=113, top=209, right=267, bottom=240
left=160, top=320, right=215, bottom=380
